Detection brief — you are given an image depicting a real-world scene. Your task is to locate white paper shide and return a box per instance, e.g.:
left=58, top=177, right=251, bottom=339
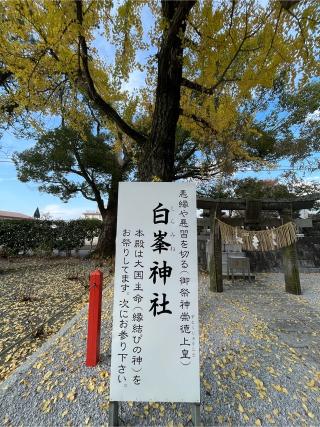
left=110, top=182, right=200, bottom=402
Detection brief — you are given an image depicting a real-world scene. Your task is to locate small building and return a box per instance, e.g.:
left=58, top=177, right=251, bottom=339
left=0, top=210, right=33, bottom=220
left=83, top=211, right=102, bottom=221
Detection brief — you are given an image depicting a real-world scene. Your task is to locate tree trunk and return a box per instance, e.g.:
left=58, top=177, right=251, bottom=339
left=140, top=1, right=195, bottom=182
left=94, top=207, right=117, bottom=258
left=92, top=172, right=120, bottom=259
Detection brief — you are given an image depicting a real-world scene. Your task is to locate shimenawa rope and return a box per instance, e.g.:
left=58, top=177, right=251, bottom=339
left=217, top=219, right=297, bottom=251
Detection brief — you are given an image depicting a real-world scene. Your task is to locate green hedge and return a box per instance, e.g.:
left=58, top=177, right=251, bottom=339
left=0, top=219, right=102, bottom=255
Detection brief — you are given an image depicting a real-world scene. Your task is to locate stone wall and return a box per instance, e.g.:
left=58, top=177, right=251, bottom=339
left=246, top=237, right=320, bottom=272
left=198, top=218, right=320, bottom=273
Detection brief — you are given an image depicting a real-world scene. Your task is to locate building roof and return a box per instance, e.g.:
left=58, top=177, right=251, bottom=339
left=83, top=211, right=102, bottom=217
left=0, top=210, right=33, bottom=220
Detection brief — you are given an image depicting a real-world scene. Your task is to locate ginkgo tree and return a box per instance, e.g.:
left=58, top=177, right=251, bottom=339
left=0, top=0, right=319, bottom=255
left=1, top=0, right=319, bottom=175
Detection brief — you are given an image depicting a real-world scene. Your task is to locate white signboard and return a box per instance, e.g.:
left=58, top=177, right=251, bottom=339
left=110, top=182, right=200, bottom=403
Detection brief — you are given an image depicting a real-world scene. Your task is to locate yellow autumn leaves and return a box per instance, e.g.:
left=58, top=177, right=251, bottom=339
left=41, top=391, right=66, bottom=414
left=271, top=384, right=288, bottom=394
left=0, top=258, right=106, bottom=382
left=39, top=373, right=111, bottom=415
left=66, top=388, right=77, bottom=402
left=86, top=378, right=107, bottom=394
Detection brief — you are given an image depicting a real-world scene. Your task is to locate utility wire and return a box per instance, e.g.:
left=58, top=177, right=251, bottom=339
left=0, top=159, right=316, bottom=178
left=0, top=159, right=299, bottom=172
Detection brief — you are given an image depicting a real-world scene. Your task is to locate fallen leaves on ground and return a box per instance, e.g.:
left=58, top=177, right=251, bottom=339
left=0, top=257, right=112, bottom=381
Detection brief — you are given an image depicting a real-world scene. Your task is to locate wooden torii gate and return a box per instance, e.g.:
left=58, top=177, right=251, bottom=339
left=196, top=194, right=320, bottom=295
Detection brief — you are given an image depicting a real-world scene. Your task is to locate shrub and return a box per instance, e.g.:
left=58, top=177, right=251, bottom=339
left=0, top=219, right=101, bottom=255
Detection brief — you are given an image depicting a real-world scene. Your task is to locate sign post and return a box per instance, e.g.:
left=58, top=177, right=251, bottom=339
left=108, top=401, right=119, bottom=426
left=109, top=183, right=200, bottom=424
left=86, top=270, right=103, bottom=367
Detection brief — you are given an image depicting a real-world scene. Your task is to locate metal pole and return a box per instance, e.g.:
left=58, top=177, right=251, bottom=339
left=109, top=401, right=119, bottom=426
left=191, top=402, right=201, bottom=426
left=86, top=269, right=103, bottom=366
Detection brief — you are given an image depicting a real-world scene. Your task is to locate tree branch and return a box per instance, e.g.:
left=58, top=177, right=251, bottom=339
left=228, top=0, right=237, bottom=39
left=181, top=77, right=214, bottom=94
left=183, top=8, right=272, bottom=95
left=174, top=166, right=221, bottom=181
left=0, top=70, right=13, bottom=86
left=182, top=29, right=247, bottom=93
left=174, top=143, right=198, bottom=175
left=286, top=8, right=309, bottom=58
left=87, top=102, right=102, bottom=136
left=180, top=108, right=217, bottom=134
left=69, top=167, right=83, bottom=175
left=75, top=0, right=147, bottom=145
left=79, top=188, right=96, bottom=202
left=264, top=6, right=283, bottom=62
left=72, top=147, right=107, bottom=215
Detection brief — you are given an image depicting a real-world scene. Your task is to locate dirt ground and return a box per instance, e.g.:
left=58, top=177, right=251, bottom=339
left=0, top=256, right=112, bottom=381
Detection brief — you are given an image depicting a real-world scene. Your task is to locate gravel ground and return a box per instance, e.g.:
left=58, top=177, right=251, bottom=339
left=0, top=272, right=319, bottom=426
